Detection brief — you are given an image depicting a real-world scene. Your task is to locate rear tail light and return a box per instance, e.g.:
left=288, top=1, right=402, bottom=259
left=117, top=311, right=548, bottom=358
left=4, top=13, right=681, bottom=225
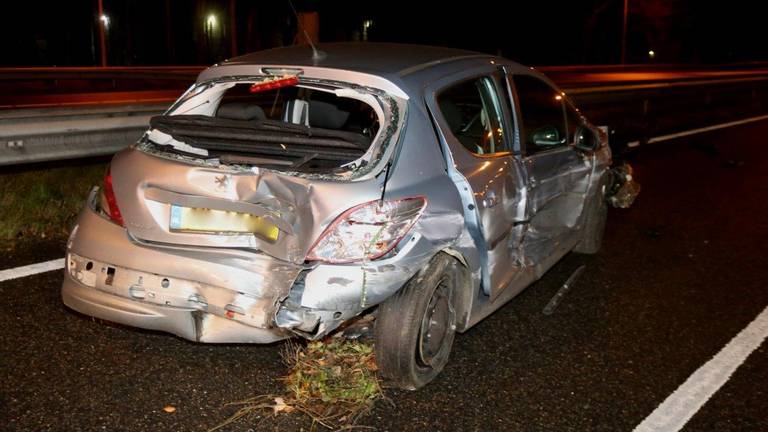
left=100, top=168, right=124, bottom=227
left=306, top=197, right=427, bottom=264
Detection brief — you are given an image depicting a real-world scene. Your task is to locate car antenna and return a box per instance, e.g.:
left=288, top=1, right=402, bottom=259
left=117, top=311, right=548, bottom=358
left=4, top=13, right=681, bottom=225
left=287, top=0, right=325, bottom=62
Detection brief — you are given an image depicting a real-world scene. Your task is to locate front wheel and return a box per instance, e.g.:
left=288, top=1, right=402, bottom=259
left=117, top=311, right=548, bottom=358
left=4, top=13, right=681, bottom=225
left=374, top=253, right=462, bottom=390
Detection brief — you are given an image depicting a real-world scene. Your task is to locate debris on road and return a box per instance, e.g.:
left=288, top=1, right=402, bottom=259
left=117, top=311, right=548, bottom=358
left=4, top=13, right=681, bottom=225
left=162, top=405, right=176, bottom=413
left=543, top=265, right=586, bottom=315
left=608, top=163, right=641, bottom=208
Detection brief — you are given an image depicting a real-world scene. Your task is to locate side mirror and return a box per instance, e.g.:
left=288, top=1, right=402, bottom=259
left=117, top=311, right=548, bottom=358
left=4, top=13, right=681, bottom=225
left=574, top=126, right=600, bottom=151
left=531, top=125, right=563, bottom=147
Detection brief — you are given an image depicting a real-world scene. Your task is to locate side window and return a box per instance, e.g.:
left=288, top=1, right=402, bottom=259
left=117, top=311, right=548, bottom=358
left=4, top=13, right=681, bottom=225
left=513, top=75, right=567, bottom=155
left=437, top=76, right=507, bottom=155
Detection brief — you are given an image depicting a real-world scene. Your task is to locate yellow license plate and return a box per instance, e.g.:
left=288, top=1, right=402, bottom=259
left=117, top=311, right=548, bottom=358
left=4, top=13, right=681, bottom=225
left=169, top=205, right=279, bottom=242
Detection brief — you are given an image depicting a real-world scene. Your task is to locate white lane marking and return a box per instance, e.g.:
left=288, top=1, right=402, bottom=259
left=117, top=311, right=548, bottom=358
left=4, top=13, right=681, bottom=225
left=648, top=114, right=768, bottom=144
left=633, top=305, right=768, bottom=432
left=0, top=258, right=65, bottom=282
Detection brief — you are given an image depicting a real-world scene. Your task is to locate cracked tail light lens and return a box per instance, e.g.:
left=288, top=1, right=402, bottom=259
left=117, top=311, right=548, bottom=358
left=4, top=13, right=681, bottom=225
left=306, top=197, right=427, bottom=264
left=100, top=168, right=124, bottom=227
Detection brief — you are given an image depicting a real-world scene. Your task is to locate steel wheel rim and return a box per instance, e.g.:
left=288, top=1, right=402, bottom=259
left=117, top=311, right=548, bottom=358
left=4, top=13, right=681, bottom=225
left=418, top=278, right=454, bottom=367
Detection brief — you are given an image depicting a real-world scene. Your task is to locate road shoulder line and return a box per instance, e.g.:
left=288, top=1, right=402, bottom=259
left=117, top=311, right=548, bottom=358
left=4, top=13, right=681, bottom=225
left=633, top=305, right=768, bottom=432
left=0, top=258, right=65, bottom=282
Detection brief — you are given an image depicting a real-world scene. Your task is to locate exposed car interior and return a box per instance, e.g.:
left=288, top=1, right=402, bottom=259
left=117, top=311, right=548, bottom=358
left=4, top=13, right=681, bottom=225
left=437, top=77, right=506, bottom=155
left=149, top=81, right=380, bottom=171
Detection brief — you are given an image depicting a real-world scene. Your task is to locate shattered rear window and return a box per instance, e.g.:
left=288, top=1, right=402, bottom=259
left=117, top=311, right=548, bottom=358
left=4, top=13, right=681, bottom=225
left=141, top=76, right=403, bottom=180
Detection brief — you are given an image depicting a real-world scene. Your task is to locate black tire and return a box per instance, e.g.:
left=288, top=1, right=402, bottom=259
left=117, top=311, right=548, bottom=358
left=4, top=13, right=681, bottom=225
left=574, top=176, right=609, bottom=254
left=374, top=253, right=461, bottom=390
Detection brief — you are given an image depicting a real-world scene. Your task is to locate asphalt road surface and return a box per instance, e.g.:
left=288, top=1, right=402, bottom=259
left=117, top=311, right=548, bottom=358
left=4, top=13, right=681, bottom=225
left=2, top=120, right=768, bottom=431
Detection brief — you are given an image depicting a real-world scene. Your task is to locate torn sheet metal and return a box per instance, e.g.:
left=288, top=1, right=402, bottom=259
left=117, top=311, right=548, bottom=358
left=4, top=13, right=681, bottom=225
left=276, top=231, right=451, bottom=340
left=543, top=265, right=586, bottom=315
left=63, top=201, right=301, bottom=343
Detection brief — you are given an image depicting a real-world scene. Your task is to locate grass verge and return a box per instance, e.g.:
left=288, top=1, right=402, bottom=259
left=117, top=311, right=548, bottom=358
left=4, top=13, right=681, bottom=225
left=0, top=163, right=105, bottom=243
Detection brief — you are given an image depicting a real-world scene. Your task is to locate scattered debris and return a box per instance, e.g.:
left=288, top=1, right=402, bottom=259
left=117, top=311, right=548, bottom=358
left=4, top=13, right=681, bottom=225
left=271, top=397, right=294, bottom=414
left=337, top=313, right=375, bottom=341
left=162, top=405, right=176, bottom=413
left=210, top=338, right=384, bottom=431
left=543, top=265, right=586, bottom=315
left=607, top=163, right=641, bottom=209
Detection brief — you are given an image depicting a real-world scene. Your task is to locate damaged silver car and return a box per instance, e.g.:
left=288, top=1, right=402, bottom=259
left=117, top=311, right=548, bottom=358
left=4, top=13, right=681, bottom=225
left=62, top=43, right=613, bottom=389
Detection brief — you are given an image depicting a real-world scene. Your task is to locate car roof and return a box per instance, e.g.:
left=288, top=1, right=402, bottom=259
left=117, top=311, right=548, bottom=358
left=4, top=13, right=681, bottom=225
left=201, top=42, right=543, bottom=99
left=222, top=42, right=499, bottom=77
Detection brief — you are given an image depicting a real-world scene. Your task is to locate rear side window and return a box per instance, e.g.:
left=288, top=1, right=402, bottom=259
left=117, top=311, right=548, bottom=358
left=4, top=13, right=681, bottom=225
left=514, top=75, right=567, bottom=155
left=437, top=77, right=507, bottom=155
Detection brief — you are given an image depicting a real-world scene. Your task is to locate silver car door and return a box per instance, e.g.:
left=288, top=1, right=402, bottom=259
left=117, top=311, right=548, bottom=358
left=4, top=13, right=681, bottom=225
left=510, top=74, right=593, bottom=264
left=425, top=69, right=527, bottom=301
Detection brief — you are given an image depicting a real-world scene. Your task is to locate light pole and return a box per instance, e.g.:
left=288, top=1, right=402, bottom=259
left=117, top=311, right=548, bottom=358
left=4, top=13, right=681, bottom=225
left=620, top=0, right=628, bottom=64
left=97, top=0, right=107, bottom=66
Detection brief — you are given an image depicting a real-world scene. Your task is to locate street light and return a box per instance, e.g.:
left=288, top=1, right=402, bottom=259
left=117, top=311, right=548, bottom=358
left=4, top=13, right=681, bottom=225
left=362, top=19, right=373, bottom=41
left=206, top=14, right=217, bottom=31
left=97, top=0, right=107, bottom=66
left=621, top=0, right=628, bottom=64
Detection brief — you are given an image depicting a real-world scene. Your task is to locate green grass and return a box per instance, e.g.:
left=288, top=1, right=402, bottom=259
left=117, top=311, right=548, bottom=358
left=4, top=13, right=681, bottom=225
left=0, top=163, right=106, bottom=242
left=212, top=338, right=384, bottom=431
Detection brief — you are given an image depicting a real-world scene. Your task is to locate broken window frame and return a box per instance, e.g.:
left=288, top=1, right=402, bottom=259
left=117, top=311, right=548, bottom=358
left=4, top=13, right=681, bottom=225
left=138, top=76, right=408, bottom=182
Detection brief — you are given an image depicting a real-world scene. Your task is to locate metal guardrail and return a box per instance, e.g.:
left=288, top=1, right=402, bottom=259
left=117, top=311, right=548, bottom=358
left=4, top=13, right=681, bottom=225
left=1, top=65, right=767, bottom=165
left=0, top=104, right=168, bottom=165
left=0, top=66, right=202, bottom=81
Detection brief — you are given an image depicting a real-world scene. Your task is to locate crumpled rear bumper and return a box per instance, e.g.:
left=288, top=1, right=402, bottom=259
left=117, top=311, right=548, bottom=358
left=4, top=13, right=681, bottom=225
left=62, top=192, right=300, bottom=343
left=62, top=190, right=435, bottom=343
left=62, top=274, right=287, bottom=343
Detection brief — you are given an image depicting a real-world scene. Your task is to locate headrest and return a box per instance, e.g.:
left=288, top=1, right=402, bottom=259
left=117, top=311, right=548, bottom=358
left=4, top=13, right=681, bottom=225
left=217, top=102, right=267, bottom=121
left=438, top=100, right=463, bottom=134
left=309, top=100, right=350, bottom=129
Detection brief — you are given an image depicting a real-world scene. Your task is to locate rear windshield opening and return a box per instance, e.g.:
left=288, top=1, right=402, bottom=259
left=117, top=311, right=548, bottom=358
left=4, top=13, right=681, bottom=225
left=148, top=80, right=381, bottom=172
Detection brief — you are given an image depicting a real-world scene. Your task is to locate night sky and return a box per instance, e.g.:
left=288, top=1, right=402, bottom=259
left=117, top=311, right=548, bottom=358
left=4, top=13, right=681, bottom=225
left=1, top=0, right=766, bottom=67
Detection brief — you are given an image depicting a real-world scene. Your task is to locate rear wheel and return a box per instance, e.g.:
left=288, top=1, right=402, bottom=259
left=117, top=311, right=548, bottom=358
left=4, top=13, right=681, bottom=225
left=374, top=253, right=461, bottom=390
